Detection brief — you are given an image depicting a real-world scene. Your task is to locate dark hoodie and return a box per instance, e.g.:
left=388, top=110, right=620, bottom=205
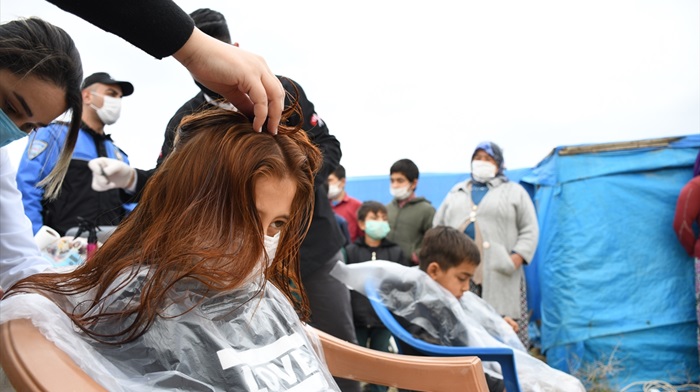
left=345, top=237, right=409, bottom=327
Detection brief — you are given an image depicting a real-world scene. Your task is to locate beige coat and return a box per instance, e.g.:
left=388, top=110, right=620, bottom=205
left=433, top=177, right=539, bottom=318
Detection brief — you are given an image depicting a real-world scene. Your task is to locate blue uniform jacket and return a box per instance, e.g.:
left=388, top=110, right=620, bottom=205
left=16, top=122, right=133, bottom=235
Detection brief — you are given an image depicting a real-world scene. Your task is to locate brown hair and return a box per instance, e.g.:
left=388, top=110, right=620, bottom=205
left=6, top=108, right=322, bottom=344
left=0, top=17, right=83, bottom=198
left=418, top=226, right=481, bottom=272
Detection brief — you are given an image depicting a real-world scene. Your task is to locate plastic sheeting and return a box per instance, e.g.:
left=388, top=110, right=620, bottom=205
left=0, top=271, right=339, bottom=392
left=521, top=135, right=700, bottom=388
left=330, top=260, right=586, bottom=392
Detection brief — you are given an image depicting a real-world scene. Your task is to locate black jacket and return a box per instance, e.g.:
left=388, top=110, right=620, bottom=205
left=282, top=77, right=345, bottom=277
left=346, top=238, right=409, bottom=327
left=41, top=125, right=127, bottom=236
left=48, top=0, right=194, bottom=59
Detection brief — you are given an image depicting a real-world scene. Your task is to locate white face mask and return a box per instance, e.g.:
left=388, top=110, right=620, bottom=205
left=471, top=160, right=497, bottom=183
left=263, top=232, right=280, bottom=266
left=327, top=183, right=342, bottom=199
left=246, top=232, right=281, bottom=283
left=390, top=185, right=412, bottom=201
left=90, top=93, right=122, bottom=125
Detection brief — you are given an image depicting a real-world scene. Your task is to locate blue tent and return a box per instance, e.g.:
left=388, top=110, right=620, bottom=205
left=521, top=135, right=700, bottom=389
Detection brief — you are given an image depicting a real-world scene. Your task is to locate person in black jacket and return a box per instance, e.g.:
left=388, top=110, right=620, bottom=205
left=46, top=0, right=284, bottom=134
left=345, top=201, right=409, bottom=392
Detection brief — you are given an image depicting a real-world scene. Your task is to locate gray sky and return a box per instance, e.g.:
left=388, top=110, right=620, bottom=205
left=2, top=0, right=699, bottom=176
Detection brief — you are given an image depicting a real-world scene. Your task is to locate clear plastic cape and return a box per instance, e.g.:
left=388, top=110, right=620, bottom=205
left=0, top=270, right=339, bottom=391
left=330, top=260, right=586, bottom=392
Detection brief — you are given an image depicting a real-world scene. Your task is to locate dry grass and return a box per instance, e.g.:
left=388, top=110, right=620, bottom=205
left=571, top=346, right=623, bottom=391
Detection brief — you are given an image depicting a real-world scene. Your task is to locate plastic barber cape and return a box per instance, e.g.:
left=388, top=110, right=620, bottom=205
left=330, top=260, right=585, bottom=392
left=0, top=268, right=338, bottom=391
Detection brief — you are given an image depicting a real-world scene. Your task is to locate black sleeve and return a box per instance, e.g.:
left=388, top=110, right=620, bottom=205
left=281, top=76, right=345, bottom=274
left=157, top=93, right=208, bottom=167
left=47, top=0, right=194, bottom=59
left=280, top=77, right=341, bottom=179
left=397, top=248, right=410, bottom=267
left=157, top=115, right=180, bottom=168
left=119, top=168, right=154, bottom=204
left=336, top=215, right=351, bottom=247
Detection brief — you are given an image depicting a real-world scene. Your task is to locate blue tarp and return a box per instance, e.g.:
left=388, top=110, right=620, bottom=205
left=521, top=135, right=700, bottom=389
left=345, top=169, right=533, bottom=210
left=344, top=134, right=700, bottom=388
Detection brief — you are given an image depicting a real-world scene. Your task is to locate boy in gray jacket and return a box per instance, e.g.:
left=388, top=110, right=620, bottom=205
left=385, top=159, right=435, bottom=264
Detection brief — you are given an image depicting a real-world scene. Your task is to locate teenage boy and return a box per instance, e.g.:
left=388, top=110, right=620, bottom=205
left=328, top=164, right=362, bottom=242
left=385, top=159, right=435, bottom=264
left=346, top=201, right=408, bottom=392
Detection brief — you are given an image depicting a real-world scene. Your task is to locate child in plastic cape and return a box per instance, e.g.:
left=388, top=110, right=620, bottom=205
left=1, top=108, right=339, bottom=391
left=330, top=230, right=586, bottom=392
left=409, top=225, right=506, bottom=392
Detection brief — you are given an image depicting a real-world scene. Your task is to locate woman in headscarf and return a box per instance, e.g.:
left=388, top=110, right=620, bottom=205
left=433, top=141, right=539, bottom=347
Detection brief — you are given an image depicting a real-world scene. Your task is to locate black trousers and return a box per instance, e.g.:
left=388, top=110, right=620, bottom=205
left=302, top=250, right=360, bottom=392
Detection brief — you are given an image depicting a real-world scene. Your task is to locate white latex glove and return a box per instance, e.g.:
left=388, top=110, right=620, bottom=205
left=88, top=157, right=136, bottom=192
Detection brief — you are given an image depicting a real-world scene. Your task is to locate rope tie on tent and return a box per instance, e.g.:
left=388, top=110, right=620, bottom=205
left=619, top=380, right=700, bottom=392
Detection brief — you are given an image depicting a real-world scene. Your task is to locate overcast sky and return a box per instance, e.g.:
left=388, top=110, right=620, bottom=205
left=2, top=0, right=698, bottom=177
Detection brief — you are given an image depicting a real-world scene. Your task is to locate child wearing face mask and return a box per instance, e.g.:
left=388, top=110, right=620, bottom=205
left=385, top=159, right=436, bottom=265
left=433, top=141, right=539, bottom=349
left=328, top=165, right=363, bottom=243
left=344, top=201, right=409, bottom=392
left=2, top=108, right=342, bottom=391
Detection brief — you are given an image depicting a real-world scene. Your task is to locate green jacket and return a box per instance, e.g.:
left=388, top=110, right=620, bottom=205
left=386, top=196, right=435, bottom=260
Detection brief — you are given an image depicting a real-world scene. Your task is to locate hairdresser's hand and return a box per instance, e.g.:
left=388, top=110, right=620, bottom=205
left=173, top=28, right=284, bottom=134
left=88, top=158, right=136, bottom=192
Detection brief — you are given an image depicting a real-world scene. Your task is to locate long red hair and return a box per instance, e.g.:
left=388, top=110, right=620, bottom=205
left=6, top=108, right=322, bottom=344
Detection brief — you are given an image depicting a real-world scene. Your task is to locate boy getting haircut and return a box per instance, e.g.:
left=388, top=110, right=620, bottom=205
left=419, top=226, right=481, bottom=272
left=413, top=226, right=507, bottom=392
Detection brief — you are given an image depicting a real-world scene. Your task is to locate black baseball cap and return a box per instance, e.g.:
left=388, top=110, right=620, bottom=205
left=81, top=72, right=134, bottom=97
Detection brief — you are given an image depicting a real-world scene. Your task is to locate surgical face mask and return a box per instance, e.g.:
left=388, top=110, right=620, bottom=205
left=0, top=109, right=27, bottom=148
left=327, top=183, right=342, bottom=199
left=90, top=93, right=122, bottom=125
left=364, top=220, right=391, bottom=240
left=471, top=160, right=497, bottom=183
left=263, top=232, right=280, bottom=265
left=248, top=232, right=281, bottom=283
left=390, top=185, right=412, bottom=201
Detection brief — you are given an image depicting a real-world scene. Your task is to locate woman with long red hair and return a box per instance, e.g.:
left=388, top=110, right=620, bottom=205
left=2, top=108, right=340, bottom=391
